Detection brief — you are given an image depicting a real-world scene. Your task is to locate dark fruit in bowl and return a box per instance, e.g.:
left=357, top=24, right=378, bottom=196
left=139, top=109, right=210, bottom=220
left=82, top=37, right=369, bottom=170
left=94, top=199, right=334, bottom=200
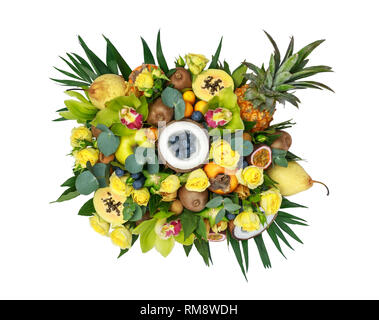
left=248, top=145, right=272, bottom=169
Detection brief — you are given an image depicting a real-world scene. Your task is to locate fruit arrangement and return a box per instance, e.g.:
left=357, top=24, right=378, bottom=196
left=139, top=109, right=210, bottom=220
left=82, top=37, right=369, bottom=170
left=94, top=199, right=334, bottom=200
left=52, top=31, right=332, bottom=279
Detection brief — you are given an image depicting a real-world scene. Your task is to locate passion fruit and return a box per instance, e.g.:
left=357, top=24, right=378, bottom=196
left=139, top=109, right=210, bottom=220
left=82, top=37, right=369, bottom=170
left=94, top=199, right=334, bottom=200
left=248, top=145, right=272, bottom=169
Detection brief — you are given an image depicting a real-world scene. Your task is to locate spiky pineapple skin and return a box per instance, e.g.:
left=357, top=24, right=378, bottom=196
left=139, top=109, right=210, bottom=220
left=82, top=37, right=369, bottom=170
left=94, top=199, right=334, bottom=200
left=235, top=85, right=274, bottom=132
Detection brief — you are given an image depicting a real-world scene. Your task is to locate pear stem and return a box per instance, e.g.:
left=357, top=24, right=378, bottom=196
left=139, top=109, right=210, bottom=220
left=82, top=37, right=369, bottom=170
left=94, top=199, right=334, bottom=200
left=311, top=180, right=330, bottom=196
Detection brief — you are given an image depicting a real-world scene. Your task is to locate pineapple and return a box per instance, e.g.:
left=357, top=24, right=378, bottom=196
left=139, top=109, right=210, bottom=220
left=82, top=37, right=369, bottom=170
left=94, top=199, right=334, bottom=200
left=236, top=32, right=333, bottom=132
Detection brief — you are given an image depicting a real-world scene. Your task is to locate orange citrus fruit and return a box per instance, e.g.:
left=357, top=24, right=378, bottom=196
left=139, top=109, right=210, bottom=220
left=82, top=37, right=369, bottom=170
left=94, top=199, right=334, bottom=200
left=183, top=91, right=196, bottom=105
left=194, top=100, right=208, bottom=114
left=184, top=102, right=194, bottom=118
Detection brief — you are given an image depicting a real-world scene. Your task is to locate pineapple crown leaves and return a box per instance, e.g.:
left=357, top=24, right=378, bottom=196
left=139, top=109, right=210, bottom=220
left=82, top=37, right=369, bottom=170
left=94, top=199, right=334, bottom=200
left=243, top=31, right=334, bottom=113
left=51, top=31, right=170, bottom=88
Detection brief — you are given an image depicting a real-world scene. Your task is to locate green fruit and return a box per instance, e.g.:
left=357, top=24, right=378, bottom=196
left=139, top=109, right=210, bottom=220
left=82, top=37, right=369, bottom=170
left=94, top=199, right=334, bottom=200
left=192, top=69, right=234, bottom=101
left=267, top=161, right=329, bottom=196
left=93, top=187, right=126, bottom=225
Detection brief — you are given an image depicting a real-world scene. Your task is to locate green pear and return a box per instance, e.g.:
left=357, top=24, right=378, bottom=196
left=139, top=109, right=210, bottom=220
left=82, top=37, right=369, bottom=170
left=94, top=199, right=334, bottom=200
left=267, top=161, right=329, bottom=196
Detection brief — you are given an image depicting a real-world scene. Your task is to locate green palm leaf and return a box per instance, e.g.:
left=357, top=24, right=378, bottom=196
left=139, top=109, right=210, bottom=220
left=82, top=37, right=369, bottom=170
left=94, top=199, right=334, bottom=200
left=156, top=30, right=169, bottom=73
left=141, top=37, right=155, bottom=64
left=78, top=36, right=111, bottom=75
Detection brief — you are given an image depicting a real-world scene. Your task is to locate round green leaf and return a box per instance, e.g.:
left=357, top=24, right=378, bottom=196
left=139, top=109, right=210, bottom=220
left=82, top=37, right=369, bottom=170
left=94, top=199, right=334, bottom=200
left=75, top=171, right=99, bottom=195
left=125, top=154, right=144, bottom=174
left=97, top=131, right=120, bottom=156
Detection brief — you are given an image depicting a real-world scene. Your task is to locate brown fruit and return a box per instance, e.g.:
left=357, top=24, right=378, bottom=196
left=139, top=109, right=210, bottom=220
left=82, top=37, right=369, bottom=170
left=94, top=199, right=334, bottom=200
left=270, top=131, right=292, bottom=151
left=170, top=67, right=192, bottom=91
left=91, top=126, right=102, bottom=138
left=170, top=200, right=183, bottom=215
left=178, top=187, right=208, bottom=212
left=99, top=152, right=115, bottom=164
left=147, top=98, right=174, bottom=126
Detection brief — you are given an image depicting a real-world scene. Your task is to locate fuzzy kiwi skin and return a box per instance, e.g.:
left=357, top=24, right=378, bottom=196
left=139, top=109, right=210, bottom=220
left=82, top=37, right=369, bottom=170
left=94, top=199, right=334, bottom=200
left=147, top=98, right=174, bottom=126
left=170, top=200, right=183, bottom=215
left=178, top=187, right=208, bottom=212
left=170, top=67, right=192, bottom=91
left=271, top=130, right=292, bottom=151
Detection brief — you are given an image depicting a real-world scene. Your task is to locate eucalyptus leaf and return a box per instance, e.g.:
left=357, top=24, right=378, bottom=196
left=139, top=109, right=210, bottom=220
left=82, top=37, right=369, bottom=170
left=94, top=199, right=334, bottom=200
left=92, top=163, right=110, bottom=188
left=161, top=87, right=185, bottom=120
left=206, top=196, right=223, bottom=208
left=125, top=154, right=144, bottom=174
left=75, top=171, right=99, bottom=195
left=215, top=208, right=226, bottom=225
left=130, top=205, right=143, bottom=222
left=97, top=131, right=120, bottom=157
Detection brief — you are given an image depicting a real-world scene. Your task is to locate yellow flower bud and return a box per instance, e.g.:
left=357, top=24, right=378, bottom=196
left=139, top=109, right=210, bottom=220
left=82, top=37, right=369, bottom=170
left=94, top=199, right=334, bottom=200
left=211, top=221, right=228, bottom=233
left=70, top=126, right=92, bottom=147
left=185, top=169, right=210, bottom=192
left=135, top=69, right=154, bottom=90
left=159, top=175, right=181, bottom=194
left=234, top=210, right=261, bottom=232
left=110, top=226, right=132, bottom=249
left=73, top=148, right=99, bottom=168
left=185, top=53, right=209, bottom=75
left=132, top=187, right=150, bottom=207
left=236, top=166, right=264, bottom=190
left=109, top=172, right=133, bottom=197
left=89, top=215, right=110, bottom=236
left=260, top=188, right=282, bottom=215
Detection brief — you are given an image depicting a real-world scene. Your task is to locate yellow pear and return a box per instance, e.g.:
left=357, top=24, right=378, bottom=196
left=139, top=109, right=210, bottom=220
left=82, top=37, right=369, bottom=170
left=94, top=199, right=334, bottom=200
left=88, top=74, right=127, bottom=109
left=267, top=161, right=329, bottom=196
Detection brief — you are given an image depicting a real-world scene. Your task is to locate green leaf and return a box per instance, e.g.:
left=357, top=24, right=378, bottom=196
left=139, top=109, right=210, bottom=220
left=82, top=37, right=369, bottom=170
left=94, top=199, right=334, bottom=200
left=278, top=211, right=307, bottom=222
left=54, top=67, right=83, bottom=81
left=125, top=154, right=144, bottom=174
left=275, top=220, right=303, bottom=244
left=227, top=231, right=247, bottom=280
left=110, top=123, right=136, bottom=136
left=78, top=198, right=96, bottom=216
left=183, top=244, right=193, bottom=257
left=141, top=37, right=155, bottom=64
left=282, top=36, right=295, bottom=66
left=156, top=30, right=169, bottom=73
left=78, top=36, right=111, bottom=75
left=75, top=171, right=99, bottom=195
left=196, top=218, right=208, bottom=241
left=58, top=55, right=91, bottom=82
left=180, top=210, right=199, bottom=240
left=147, top=153, right=159, bottom=174
left=97, top=131, right=120, bottom=157
left=209, top=37, right=223, bottom=69
left=206, top=196, right=223, bottom=208
left=274, top=71, right=292, bottom=86
left=64, top=90, right=88, bottom=103
left=241, top=240, right=249, bottom=272
left=254, top=235, right=271, bottom=268
left=194, top=239, right=211, bottom=267
left=281, top=198, right=308, bottom=209
left=103, top=36, right=132, bottom=79
left=130, top=205, right=143, bottom=222
left=51, top=78, right=90, bottom=87
left=118, top=234, right=139, bottom=258
left=52, top=186, right=80, bottom=203
left=224, top=202, right=241, bottom=212
left=215, top=208, right=226, bottom=225
left=264, top=31, right=280, bottom=70
left=269, top=222, right=294, bottom=250
left=161, top=87, right=185, bottom=120
left=71, top=53, right=98, bottom=80
left=92, top=163, right=110, bottom=188
left=267, top=226, right=286, bottom=258
left=61, top=176, right=76, bottom=188
left=277, top=53, right=298, bottom=75
left=106, top=40, right=118, bottom=74
left=232, top=64, right=248, bottom=88
left=292, top=39, right=325, bottom=72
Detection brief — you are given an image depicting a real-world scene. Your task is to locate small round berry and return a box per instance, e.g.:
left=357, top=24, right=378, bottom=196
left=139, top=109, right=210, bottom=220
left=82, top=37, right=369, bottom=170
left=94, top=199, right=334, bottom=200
left=131, top=172, right=142, bottom=180
left=226, top=213, right=236, bottom=220
left=191, top=111, right=203, bottom=122
left=115, top=168, right=125, bottom=177
left=132, top=176, right=146, bottom=190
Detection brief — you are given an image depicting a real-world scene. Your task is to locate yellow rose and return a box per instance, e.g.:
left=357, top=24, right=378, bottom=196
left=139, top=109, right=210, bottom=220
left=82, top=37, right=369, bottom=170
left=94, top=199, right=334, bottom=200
left=135, top=69, right=154, bottom=90
left=185, top=169, right=210, bottom=192
left=159, top=191, right=177, bottom=202
left=89, top=214, right=110, bottom=236
left=236, top=166, right=264, bottom=190
left=132, top=187, right=150, bottom=206
left=109, top=172, right=133, bottom=197
left=110, top=226, right=132, bottom=249
left=210, top=139, right=240, bottom=170
left=70, top=126, right=92, bottom=147
left=159, top=175, right=181, bottom=194
left=73, top=148, right=99, bottom=168
left=260, top=188, right=282, bottom=215
left=234, top=210, right=261, bottom=232
left=185, top=53, right=209, bottom=75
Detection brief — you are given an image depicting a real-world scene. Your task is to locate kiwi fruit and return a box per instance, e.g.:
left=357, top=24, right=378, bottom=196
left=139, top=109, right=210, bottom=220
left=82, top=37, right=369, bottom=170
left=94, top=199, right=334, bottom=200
left=178, top=187, right=208, bottom=212
left=170, top=200, right=183, bottom=215
left=170, top=67, right=192, bottom=91
left=270, top=130, right=292, bottom=151
left=147, top=98, right=174, bottom=126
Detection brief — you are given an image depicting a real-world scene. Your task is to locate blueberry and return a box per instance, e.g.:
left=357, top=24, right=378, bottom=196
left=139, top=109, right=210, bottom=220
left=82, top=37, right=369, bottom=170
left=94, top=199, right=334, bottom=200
left=115, top=168, right=125, bottom=177
left=131, top=172, right=142, bottom=180
left=132, top=176, right=146, bottom=190
left=191, top=111, right=203, bottom=122
left=226, top=213, right=236, bottom=220
left=243, top=160, right=249, bottom=169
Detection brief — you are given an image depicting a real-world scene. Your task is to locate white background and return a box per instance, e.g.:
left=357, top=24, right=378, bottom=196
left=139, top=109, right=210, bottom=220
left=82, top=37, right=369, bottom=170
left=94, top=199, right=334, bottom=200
left=0, top=0, right=378, bottom=300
